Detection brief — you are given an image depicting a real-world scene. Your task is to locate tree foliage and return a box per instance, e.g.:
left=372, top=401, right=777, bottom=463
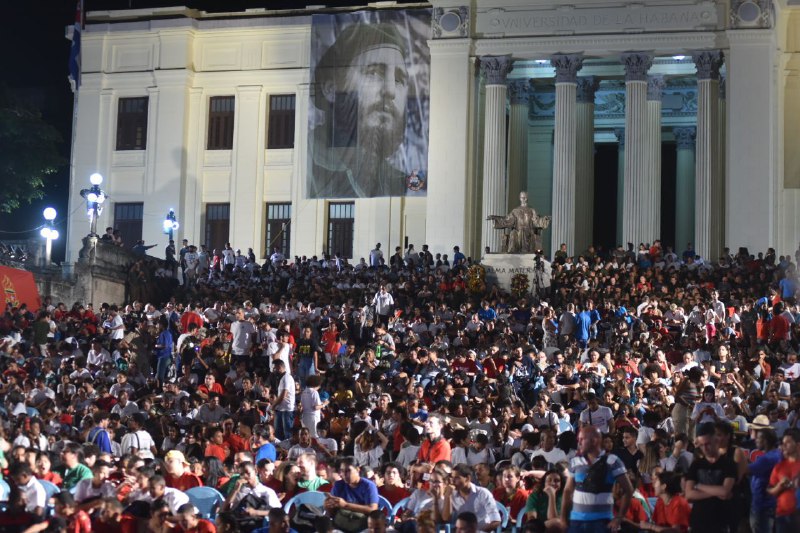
left=0, top=86, right=65, bottom=213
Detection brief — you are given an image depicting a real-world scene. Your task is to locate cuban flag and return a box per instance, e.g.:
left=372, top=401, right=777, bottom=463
left=68, top=0, right=83, bottom=90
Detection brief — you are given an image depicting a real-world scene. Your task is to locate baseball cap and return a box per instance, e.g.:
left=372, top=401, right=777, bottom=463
left=165, top=450, right=189, bottom=464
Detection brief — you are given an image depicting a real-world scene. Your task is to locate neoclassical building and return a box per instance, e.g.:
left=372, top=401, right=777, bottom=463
left=66, top=0, right=800, bottom=263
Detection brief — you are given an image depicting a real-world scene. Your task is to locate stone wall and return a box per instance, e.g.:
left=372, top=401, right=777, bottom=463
left=6, top=238, right=163, bottom=307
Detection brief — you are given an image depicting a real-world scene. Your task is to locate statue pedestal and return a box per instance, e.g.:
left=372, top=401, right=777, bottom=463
left=481, top=254, right=551, bottom=294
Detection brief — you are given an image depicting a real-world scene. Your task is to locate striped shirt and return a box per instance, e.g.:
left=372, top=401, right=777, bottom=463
left=568, top=452, right=627, bottom=521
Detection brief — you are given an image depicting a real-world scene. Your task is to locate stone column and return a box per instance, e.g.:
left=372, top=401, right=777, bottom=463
left=692, top=50, right=723, bottom=261
left=621, top=52, right=653, bottom=248
left=645, top=75, right=665, bottom=243
left=673, top=127, right=696, bottom=254
left=480, top=55, right=513, bottom=254
left=550, top=53, right=583, bottom=255
left=717, top=74, right=727, bottom=257
left=507, top=79, right=530, bottom=210
left=615, top=128, right=625, bottom=246
left=575, top=76, right=599, bottom=254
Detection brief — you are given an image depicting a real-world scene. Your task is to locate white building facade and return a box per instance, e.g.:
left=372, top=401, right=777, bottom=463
left=66, top=0, right=800, bottom=263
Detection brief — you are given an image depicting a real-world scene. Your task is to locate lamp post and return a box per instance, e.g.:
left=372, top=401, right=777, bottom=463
left=40, top=207, right=58, bottom=266
left=79, top=173, right=107, bottom=237
left=163, top=208, right=179, bottom=242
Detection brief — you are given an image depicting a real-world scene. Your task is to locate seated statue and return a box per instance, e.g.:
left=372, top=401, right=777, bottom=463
left=488, top=191, right=552, bottom=254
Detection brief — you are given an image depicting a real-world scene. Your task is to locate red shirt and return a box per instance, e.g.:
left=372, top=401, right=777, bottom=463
left=165, top=472, right=203, bottom=491
left=204, top=443, right=229, bottom=462
left=492, top=487, right=530, bottom=520
left=224, top=433, right=250, bottom=453
left=181, top=311, right=204, bottom=333
left=769, top=458, right=800, bottom=516
left=652, top=495, right=690, bottom=533
left=92, top=514, right=137, bottom=533
left=417, top=437, right=451, bottom=464
left=175, top=518, right=217, bottom=533
left=67, top=510, right=92, bottom=533
left=380, top=484, right=411, bottom=506
left=616, top=497, right=647, bottom=523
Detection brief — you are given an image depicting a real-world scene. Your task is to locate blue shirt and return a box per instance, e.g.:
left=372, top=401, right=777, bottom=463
left=748, top=447, right=782, bottom=511
left=256, top=442, right=277, bottom=462
left=156, top=330, right=173, bottom=359
left=331, top=478, right=379, bottom=506
left=88, top=426, right=113, bottom=454
left=779, top=277, right=797, bottom=299
left=575, top=310, right=599, bottom=340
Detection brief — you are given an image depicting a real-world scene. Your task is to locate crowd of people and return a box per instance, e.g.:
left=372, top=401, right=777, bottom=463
left=2, top=239, right=800, bottom=533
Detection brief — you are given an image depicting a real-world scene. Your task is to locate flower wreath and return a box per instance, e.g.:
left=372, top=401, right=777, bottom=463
left=466, top=264, right=487, bottom=295
left=510, top=273, right=530, bottom=298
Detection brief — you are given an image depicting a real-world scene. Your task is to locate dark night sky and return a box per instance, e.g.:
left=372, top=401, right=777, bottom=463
left=1, top=1, right=420, bottom=260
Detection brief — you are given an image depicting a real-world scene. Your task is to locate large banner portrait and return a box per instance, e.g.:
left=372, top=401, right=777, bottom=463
left=307, top=9, right=431, bottom=199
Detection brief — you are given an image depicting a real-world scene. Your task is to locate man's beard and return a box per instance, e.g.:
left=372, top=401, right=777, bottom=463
left=358, top=116, right=404, bottom=164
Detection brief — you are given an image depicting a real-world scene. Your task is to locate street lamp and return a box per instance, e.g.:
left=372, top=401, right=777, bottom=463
left=163, top=208, right=179, bottom=242
left=40, top=207, right=59, bottom=265
left=79, top=173, right=107, bottom=237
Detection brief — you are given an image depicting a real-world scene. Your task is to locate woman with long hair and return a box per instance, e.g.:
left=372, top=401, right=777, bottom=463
left=637, top=441, right=662, bottom=498
left=274, top=461, right=303, bottom=503
left=524, top=468, right=565, bottom=529
left=201, top=456, right=229, bottom=490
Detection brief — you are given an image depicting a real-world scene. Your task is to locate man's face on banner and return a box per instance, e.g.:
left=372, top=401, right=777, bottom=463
left=342, top=44, right=408, bottom=158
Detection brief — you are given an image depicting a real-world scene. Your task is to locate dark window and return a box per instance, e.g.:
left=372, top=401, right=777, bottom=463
left=207, top=96, right=235, bottom=150
left=116, top=97, right=148, bottom=150
left=327, top=202, right=355, bottom=259
left=205, top=203, right=230, bottom=253
left=267, top=95, right=296, bottom=149
left=265, top=203, right=291, bottom=258
left=113, top=202, right=143, bottom=249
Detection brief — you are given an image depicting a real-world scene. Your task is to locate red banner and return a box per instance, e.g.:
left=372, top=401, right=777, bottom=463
left=0, top=266, right=41, bottom=312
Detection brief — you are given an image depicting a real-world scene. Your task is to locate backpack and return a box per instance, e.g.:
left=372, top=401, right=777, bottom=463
left=291, top=503, right=326, bottom=533
left=576, top=455, right=614, bottom=494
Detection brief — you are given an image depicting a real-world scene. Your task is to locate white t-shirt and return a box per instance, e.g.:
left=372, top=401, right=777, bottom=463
left=121, top=429, right=156, bottom=459
left=354, top=444, right=384, bottom=469
left=277, top=373, right=295, bottom=412
left=579, top=406, right=614, bottom=433
left=231, top=320, right=257, bottom=355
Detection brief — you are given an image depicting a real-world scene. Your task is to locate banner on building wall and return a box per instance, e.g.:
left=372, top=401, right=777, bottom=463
left=307, top=9, right=431, bottom=199
left=0, top=266, right=41, bottom=312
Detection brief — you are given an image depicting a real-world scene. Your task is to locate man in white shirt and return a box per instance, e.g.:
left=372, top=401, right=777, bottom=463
left=442, top=464, right=502, bottom=531
left=105, top=306, right=125, bottom=341
left=369, top=243, right=384, bottom=267
left=579, top=392, right=614, bottom=434
left=231, top=308, right=257, bottom=358
left=273, top=331, right=293, bottom=375
left=87, top=339, right=113, bottom=369
left=272, top=359, right=296, bottom=441
left=372, top=285, right=395, bottom=326
left=73, top=461, right=117, bottom=503
left=530, top=428, right=567, bottom=465
left=223, top=462, right=281, bottom=513
left=10, top=463, right=46, bottom=516
left=121, top=413, right=157, bottom=459
left=148, top=475, right=190, bottom=515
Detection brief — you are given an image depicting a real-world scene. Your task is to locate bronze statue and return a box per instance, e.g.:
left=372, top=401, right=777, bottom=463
left=488, top=191, right=552, bottom=253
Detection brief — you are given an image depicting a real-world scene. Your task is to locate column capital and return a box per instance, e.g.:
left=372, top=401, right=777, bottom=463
left=550, top=53, right=584, bottom=84
left=647, top=75, right=666, bottom=101
left=673, top=126, right=696, bottom=150
left=621, top=52, right=653, bottom=82
left=615, top=128, right=625, bottom=149
left=508, top=79, right=531, bottom=105
left=719, top=74, right=727, bottom=99
left=479, top=55, right=514, bottom=85
left=692, top=50, right=724, bottom=81
left=576, top=76, right=599, bottom=104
